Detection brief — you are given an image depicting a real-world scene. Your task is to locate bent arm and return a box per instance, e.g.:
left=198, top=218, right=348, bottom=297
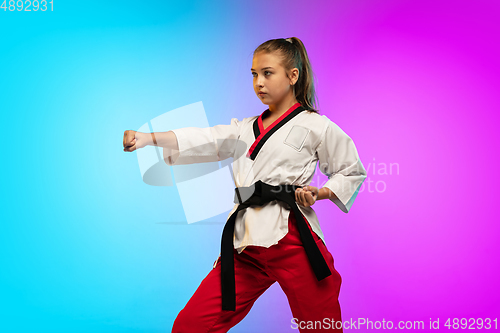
left=317, top=187, right=339, bottom=201
left=316, top=118, right=367, bottom=213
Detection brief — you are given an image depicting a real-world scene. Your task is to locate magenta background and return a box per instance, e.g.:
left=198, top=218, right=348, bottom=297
left=0, top=0, right=498, bottom=331
left=234, top=0, right=500, bottom=330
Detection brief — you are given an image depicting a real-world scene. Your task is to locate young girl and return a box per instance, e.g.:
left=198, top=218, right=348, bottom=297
left=123, top=37, right=367, bottom=332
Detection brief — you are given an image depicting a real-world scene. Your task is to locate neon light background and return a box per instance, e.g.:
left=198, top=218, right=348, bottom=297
left=1, top=0, right=498, bottom=332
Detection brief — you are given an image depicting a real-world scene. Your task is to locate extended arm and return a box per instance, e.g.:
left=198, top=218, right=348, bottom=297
left=123, top=130, right=180, bottom=164
left=131, top=130, right=178, bottom=150
left=141, top=131, right=180, bottom=165
left=124, top=118, right=241, bottom=166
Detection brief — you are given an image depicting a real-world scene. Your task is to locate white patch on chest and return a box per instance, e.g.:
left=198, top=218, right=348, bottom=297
left=283, top=125, right=311, bottom=151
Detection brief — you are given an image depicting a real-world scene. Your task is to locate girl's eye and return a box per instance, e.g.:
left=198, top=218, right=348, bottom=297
left=251, top=71, right=271, bottom=77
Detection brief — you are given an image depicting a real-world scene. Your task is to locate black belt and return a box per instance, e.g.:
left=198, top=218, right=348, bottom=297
left=220, top=180, right=332, bottom=311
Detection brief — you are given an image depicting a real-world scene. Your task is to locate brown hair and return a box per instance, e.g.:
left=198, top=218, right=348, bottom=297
left=253, top=37, right=319, bottom=113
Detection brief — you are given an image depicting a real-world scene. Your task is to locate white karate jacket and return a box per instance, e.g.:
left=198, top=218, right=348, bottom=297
left=164, top=104, right=367, bottom=254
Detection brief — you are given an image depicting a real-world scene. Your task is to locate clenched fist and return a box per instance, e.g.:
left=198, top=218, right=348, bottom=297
left=123, top=130, right=150, bottom=152
left=295, top=185, right=319, bottom=207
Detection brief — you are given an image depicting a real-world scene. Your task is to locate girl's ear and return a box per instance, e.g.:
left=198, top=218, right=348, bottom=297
left=289, top=68, right=299, bottom=85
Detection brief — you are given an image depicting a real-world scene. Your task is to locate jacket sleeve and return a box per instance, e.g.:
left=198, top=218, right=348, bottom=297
left=163, top=117, right=242, bottom=166
left=316, top=117, right=367, bottom=213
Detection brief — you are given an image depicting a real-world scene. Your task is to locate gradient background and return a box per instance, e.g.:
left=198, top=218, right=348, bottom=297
left=1, top=0, right=499, bottom=332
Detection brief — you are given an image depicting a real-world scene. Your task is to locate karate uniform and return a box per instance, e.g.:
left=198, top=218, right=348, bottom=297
left=167, top=103, right=367, bottom=332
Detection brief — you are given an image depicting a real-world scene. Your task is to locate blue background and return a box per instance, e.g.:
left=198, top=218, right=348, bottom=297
left=1, top=1, right=297, bottom=332
left=1, top=0, right=499, bottom=332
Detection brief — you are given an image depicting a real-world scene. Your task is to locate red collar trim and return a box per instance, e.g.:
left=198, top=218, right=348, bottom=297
left=258, top=102, right=301, bottom=134
left=247, top=102, right=302, bottom=158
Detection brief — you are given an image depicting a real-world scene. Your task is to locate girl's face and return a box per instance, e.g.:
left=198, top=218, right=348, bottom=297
left=251, top=51, right=298, bottom=108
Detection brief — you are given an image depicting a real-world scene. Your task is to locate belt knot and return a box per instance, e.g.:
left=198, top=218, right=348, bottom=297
left=233, top=180, right=302, bottom=205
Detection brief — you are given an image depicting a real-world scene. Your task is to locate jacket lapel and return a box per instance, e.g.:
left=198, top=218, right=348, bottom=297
left=248, top=102, right=306, bottom=160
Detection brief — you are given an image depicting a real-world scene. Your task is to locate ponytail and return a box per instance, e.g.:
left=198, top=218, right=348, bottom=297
left=253, top=37, right=319, bottom=113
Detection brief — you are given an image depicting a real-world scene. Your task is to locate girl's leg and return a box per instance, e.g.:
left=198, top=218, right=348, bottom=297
left=269, top=211, right=343, bottom=332
left=172, top=247, right=275, bottom=333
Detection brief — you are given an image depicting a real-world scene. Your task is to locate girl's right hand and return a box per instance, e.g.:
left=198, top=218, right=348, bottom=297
left=123, top=130, right=149, bottom=152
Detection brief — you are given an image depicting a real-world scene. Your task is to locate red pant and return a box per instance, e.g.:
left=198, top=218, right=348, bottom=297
left=172, top=211, right=343, bottom=332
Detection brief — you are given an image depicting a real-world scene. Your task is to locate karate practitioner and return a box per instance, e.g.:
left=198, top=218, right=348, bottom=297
left=123, top=37, right=367, bottom=332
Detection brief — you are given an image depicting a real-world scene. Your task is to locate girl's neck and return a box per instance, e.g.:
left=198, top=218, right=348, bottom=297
left=265, top=97, right=299, bottom=120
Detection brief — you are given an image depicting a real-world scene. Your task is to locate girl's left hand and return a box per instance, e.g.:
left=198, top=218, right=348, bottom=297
left=295, top=185, right=319, bottom=207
